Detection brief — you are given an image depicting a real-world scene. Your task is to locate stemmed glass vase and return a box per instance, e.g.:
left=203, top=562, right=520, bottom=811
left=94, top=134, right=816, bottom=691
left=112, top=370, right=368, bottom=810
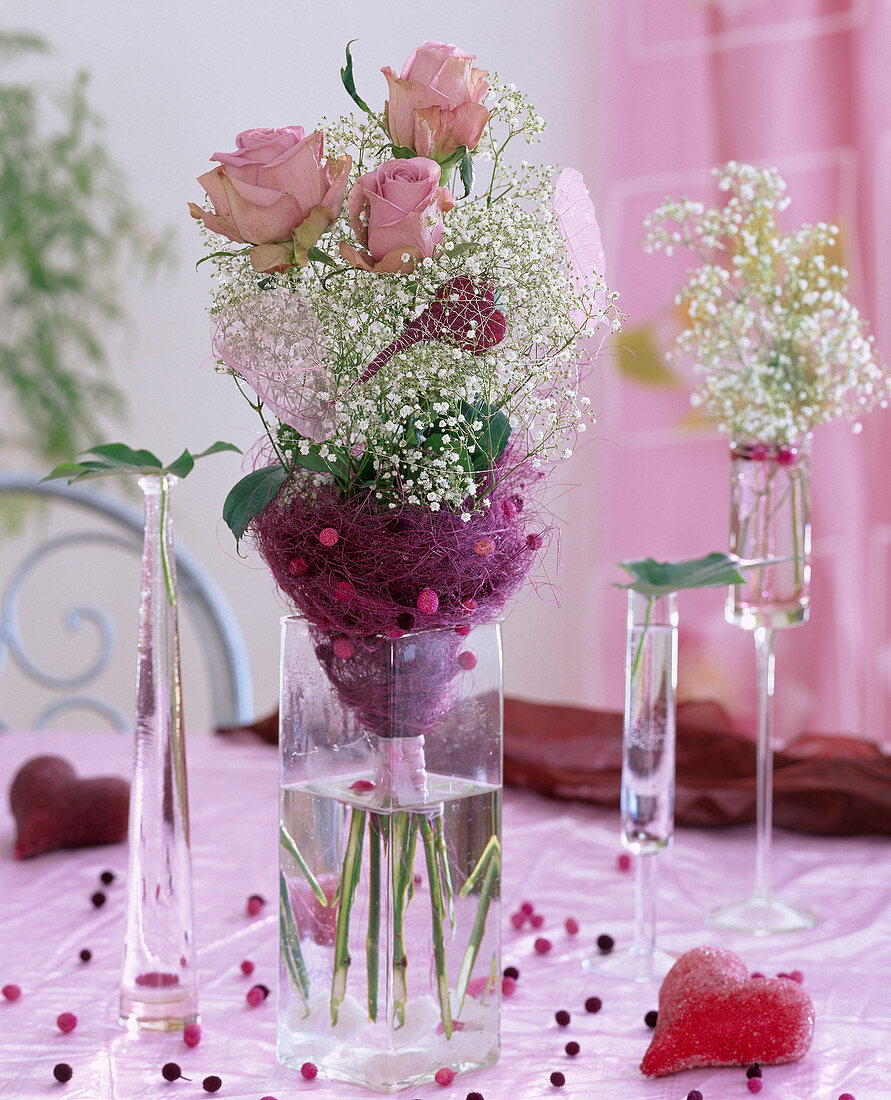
left=587, top=590, right=677, bottom=982
left=708, top=438, right=817, bottom=934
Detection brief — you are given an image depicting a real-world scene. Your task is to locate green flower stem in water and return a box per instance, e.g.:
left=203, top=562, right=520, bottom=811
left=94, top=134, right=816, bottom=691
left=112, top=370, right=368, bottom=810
left=390, top=812, right=417, bottom=1028
left=456, top=842, right=500, bottom=1012
left=420, top=815, right=453, bottom=1039
left=330, top=807, right=365, bottom=1024
left=365, top=813, right=384, bottom=1022
left=279, top=869, right=310, bottom=1004
left=434, top=813, right=457, bottom=932
left=280, top=824, right=328, bottom=908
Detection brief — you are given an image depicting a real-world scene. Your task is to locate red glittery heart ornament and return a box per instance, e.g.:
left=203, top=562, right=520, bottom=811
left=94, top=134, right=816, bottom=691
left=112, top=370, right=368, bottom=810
left=641, top=945, right=814, bottom=1077
left=10, top=755, right=129, bottom=859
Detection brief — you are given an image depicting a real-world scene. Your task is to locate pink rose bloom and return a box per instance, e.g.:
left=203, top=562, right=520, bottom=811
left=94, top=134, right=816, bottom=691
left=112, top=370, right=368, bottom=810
left=188, top=127, right=351, bottom=273
left=339, top=158, right=454, bottom=274
left=382, top=41, right=490, bottom=162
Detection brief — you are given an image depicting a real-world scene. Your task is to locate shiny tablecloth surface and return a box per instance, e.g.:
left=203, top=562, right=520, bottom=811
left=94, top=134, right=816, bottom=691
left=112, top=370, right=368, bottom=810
left=1, top=732, right=889, bottom=1100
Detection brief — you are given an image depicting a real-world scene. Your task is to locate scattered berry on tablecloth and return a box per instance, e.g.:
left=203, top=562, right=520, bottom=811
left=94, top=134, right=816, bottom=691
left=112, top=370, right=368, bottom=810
left=644, top=1009, right=658, bottom=1028
left=202, top=1076, right=222, bottom=1093
left=747, top=1079, right=763, bottom=1094
left=596, top=933, right=615, bottom=954
left=162, top=1062, right=186, bottom=1081
left=2, top=984, right=21, bottom=1001
left=686, top=1091, right=703, bottom=1100
left=746, top=1064, right=762, bottom=1078
left=534, top=937, right=552, bottom=954
left=503, top=966, right=520, bottom=980
left=434, top=1067, right=455, bottom=1085
left=510, top=911, right=526, bottom=929
left=530, top=913, right=545, bottom=928
left=465, top=1092, right=485, bottom=1100
left=617, top=852, right=632, bottom=872
left=239, top=959, right=255, bottom=976
left=79, top=949, right=92, bottom=963
left=838, top=1093, right=856, bottom=1100
left=300, top=1062, right=318, bottom=1080
left=565, top=1041, right=580, bottom=1057
left=555, top=1010, right=571, bottom=1027
left=99, top=870, right=115, bottom=885
left=501, top=976, right=517, bottom=995
left=90, top=890, right=106, bottom=908
left=584, top=996, right=602, bottom=1014
left=549, top=1070, right=566, bottom=1087
left=520, top=901, right=534, bottom=915
left=56, top=1012, right=77, bottom=1033
left=564, top=916, right=580, bottom=935
left=789, top=969, right=804, bottom=984
left=246, top=984, right=270, bottom=1007
left=246, top=893, right=265, bottom=916
left=183, top=1023, right=201, bottom=1047
left=53, top=1063, right=73, bottom=1083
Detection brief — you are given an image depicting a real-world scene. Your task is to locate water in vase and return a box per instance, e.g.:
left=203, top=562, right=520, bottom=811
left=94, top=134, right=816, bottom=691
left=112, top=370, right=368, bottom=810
left=278, top=774, right=501, bottom=1094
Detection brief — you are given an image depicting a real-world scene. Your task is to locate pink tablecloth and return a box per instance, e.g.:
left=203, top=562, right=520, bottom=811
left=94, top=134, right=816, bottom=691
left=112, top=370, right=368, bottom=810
left=1, top=732, right=889, bottom=1099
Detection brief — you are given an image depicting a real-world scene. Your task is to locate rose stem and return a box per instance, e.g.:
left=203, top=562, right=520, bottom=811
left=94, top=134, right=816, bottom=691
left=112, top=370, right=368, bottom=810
left=456, top=853, right=500, bottom=1013
left=278, top=870, right=310, bottom=1004
left=391, top=812, right=416, bottom=1027
left=434, top=814, right=457, bottom=932
left=330, top=808, right=366, bottom=1024
left=420, top=815, right=453, bottom=1038
left=280, top=825, right=328, bottom=907
left=366, top=813, right=384, bottom=1022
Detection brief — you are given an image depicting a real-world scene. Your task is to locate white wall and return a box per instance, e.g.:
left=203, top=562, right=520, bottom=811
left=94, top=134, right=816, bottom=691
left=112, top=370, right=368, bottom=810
left=2, top=0, right=612, bottom=726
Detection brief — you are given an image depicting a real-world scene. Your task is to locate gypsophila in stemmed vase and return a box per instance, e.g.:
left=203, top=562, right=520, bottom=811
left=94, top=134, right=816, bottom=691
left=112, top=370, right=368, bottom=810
left=644, top=161, right=890, bottom=934
left=44, top=441, right=239, bottom=1029
left=189, top=37, right=621, bottom=1092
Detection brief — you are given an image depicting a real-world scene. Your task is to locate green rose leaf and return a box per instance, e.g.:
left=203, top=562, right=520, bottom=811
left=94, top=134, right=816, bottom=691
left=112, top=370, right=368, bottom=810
left=461, top=399, right=511, bottom=471
left=43, top=440, right=241, bottom=484
left=459, top=150, right=474, bottom=198
left=616, top=552, right=747, bottom=597
left=389, top=144, right=418, bottom=160
left=223, top=464, right=287, bottom=541
left=341, top=40, right=373, bottom=116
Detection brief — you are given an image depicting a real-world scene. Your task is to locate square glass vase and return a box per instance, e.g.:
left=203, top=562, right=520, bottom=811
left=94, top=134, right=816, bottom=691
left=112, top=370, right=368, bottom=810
left=277, top=616, right=503, bottom=1093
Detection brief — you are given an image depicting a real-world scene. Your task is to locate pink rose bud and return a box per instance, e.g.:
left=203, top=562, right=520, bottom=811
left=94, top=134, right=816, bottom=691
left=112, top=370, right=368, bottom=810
left=382, top=42, right=491, bottom=162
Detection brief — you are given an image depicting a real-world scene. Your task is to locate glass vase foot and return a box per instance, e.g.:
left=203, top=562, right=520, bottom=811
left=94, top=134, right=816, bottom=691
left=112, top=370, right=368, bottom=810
left=582, top=945, right=675, bottom=984
left=707, top=895, right=818, bottom=936
left=118, top=986, right=199, bottom=1032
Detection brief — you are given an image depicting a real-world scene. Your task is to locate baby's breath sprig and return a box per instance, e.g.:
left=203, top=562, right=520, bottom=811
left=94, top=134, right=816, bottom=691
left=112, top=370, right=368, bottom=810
left=643, top=161, right=888, bottom=445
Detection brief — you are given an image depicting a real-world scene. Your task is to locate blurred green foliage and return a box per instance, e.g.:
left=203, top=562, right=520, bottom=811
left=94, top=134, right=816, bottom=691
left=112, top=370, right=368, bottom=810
left=0, top=29, right=169, bottom=462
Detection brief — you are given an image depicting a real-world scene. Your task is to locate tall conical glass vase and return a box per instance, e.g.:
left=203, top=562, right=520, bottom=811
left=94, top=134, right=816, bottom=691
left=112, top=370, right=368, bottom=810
left=586, top=590, right=677, bottom=982
left=708, top=438, right=817, bottom=935
left=119, top=475, right=199, bottom=1029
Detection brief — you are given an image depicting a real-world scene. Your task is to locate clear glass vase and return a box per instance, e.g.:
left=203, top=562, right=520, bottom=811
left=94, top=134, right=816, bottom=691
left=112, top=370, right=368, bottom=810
left=587, top=591, right=677, bottom=981
left=119, top=475, right=199, bottom=1029
left=278, top=617, right=502, bottom=1093
left=709, top=438, right=817, bottom=935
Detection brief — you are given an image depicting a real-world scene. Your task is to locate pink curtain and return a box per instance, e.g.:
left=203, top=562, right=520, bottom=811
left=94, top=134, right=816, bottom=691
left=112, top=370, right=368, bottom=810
left=592, top=0, right=891, bottom=744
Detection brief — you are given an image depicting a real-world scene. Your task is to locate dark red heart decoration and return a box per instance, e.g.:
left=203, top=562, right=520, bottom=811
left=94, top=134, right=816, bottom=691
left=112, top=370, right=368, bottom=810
left=641, top=945, right=815, bottom=1077
left=9, top=755, right=129, bottom=860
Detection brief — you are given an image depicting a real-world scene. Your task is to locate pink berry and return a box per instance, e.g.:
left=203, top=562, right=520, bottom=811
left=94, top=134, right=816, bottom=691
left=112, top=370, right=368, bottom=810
left=750, top=443, right=769, bottom=461
left=510, top=911, right=526, bottom=929
left=56, top=1012, right=77, bottom=1033
left=300, top=1062, right=318, bottom=1080
left=776, top=445, right=797, bottom=466
left=501, top=976, right=517, bottom=995
left=530, top=913, right=545, bottom=928
left=520, top=901, right=535, bottom=915
left=417, top=588, right=439, bottom=615
left=473, top=537, right=494, bottom=557
left=246, top=894, right=264, bottom=916
left=288, top=556, right=308, bottom=576
left=549, top=1070, right=566, bottom=1086
left=240, top=959, right=255, bottom=976
left=349, top=779, right=375, bottom=792
left=750, top=971, right=765, bottom=979
left=434, top=1067, right=455, bottom=1085
left=534, top=937, right=552, bottom=954
left=555, top=1009, right=571, bottom=1027
left=332, top=636, right=355, bottom=659
left=246, top=985, right=265, bottom=1007
left=455, top=624, right=472, bottom=636
left=564, top=917, right=579, bottom=935
left=461, top=598, right=478, bottom=612
left=457, top=650, right=477, bottom=670
left=790, top=969, right=804, bottom=983
left=617, top=852, right=632, bottom=872
left=183, top=1023, right=201, bottom=1047
left=747, top=1079, right=763, bottom=1094
left=2, top=984, right=21, bottom=1002
left=838, top=1094, right=856, bottom=1100
left=318, top=527, right=339, bottom=546
left=526, top=532, right=544, bottom=551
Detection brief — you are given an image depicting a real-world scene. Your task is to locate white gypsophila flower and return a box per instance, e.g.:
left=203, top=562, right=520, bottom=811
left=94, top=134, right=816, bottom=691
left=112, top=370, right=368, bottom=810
left=643, top=161, right=888, bottom=444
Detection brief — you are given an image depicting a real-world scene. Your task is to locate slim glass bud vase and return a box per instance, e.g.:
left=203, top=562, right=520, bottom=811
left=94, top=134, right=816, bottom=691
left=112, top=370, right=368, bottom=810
left=708, top=438, right=817, bottom=935
left=278, top=617, right=502, bottom=1093
left=119, top=475, right=199, bottom=1029
left=586, top=591, right=677, bottom=982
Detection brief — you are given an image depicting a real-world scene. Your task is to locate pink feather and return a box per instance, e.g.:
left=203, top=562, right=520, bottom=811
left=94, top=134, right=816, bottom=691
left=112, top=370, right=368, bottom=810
left=552, top=167, right=609, bottom=335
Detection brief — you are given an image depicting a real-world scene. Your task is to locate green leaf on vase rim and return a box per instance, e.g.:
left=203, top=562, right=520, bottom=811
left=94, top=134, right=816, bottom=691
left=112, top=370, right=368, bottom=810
left=615, top=551, right=747, bottom=596
left=42, top=440, right=241, bottom=484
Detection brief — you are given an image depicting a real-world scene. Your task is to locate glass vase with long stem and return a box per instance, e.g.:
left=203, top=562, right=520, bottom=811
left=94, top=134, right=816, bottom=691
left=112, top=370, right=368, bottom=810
left=586, top=590, right=677, bottom=982
left=708, top=437, right=817, bottom=935
left=119, top=474, right=199, bottom=1029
